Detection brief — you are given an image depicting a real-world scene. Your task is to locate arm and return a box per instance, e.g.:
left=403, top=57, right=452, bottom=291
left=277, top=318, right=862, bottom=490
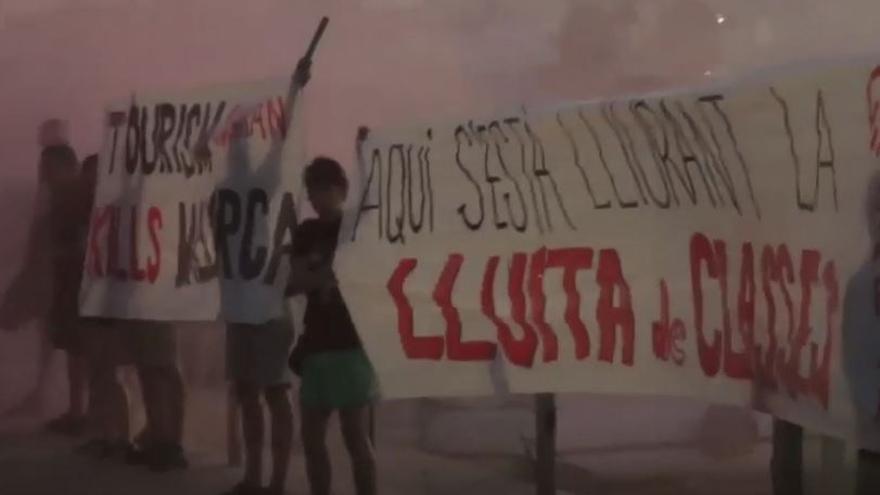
left=284, top=221, right=338, bottom=297
left=285, top=257, right=335, bottom=296
left=0, top=186, right=50, bottom=329
left=355, top=126, right=370, bottom=195
left=337, top=126, right=371, bottom=245
left=283, top=58, right=311, bottom=132
left=251, top=57, right=312, bottom=190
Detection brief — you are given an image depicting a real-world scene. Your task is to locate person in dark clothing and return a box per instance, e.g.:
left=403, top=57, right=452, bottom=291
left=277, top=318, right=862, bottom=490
left=42, top=139, right=91, bottom=435
left=76, top=152, right=187, bottom=472
left=0, top=119, right=89, bottom=434
left=222, top=57, right=311, bottom=495
left=287, top=157, right=378, bottom=495
left=76, top=154, right=134, bottom=460
left=770, top=419, right=803, bottom=495
left=842, top=171, right=880, bottom=495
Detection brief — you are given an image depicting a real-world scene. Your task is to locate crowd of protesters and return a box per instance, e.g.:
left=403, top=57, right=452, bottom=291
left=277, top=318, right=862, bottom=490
left=0, top=60, right=378, bottom=495
left=3, top=56, right=880, bottom=495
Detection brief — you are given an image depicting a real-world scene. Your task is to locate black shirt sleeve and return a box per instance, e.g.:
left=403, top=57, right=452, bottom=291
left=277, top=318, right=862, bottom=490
left=292, top=219, right=315, bottom=257
left=285, top=220, right=312, bottom=296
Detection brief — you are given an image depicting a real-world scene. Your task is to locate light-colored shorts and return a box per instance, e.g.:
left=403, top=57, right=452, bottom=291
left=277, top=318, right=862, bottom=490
left=226, top=319, right=295, bottom=388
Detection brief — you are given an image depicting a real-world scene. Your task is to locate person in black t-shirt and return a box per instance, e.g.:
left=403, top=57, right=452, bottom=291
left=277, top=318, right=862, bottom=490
left=287, top=157, right=377, bottom=495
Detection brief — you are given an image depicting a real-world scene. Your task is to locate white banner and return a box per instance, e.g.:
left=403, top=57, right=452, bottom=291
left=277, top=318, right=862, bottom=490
left=79, top=77, right=304, bottom=323
left=336, top=59, right=880, bottom=449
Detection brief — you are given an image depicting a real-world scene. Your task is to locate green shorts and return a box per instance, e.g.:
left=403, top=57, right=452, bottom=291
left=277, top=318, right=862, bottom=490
left=300, top=348, right=379, bottom=410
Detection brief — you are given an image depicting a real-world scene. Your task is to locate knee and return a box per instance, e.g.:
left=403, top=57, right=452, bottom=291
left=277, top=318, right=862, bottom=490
left=342, top=426, right=372, bottom=458
left=349, top=439, right=375, bottom=466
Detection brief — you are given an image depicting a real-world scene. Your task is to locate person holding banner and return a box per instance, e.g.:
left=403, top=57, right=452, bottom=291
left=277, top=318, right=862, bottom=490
left=842, top=171, right=880, bottom=495
left=287, top=151, right=379, bottom=495
left=120, top=320, right=188, bottom=471
left=69, top=152, right=188, bottom=470
left=770, top=419, right=803, bottom=495
left=74, top=155, right=135, bottom=459
left=222, top=56, right=312, bottom=495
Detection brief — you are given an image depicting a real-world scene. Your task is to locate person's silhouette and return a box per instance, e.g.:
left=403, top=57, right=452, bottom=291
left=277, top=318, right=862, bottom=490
left=842, top=172, right=880, bottom=493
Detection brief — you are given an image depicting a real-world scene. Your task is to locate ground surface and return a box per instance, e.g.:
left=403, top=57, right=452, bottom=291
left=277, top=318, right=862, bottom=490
left=0, top=385, right=782, bottom=495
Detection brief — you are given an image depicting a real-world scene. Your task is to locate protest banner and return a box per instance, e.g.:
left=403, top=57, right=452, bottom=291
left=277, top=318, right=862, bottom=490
left=79, top=19, right=328, bottom=325
left=78, top=76, right=304, bottom=323
left=335, top=59, right=880, bottom=449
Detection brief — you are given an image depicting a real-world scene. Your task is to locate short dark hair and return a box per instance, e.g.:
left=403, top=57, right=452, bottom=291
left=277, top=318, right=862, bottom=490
left=304, top=156, right=348, bottom=192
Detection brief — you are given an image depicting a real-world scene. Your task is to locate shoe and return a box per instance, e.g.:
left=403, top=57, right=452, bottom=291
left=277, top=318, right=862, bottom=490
left=125, top=443, right=153, bottom=466
left=147, top=443, right=189, bottom=472
left=133, top=427, right=150, bottom=449
left=46, top=414, right=88, bottom=436
left=221, top=482, right=263, bottom=495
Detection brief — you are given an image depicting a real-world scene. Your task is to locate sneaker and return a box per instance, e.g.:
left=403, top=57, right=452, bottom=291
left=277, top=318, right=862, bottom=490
left=147, top=443, right=189, bottom=472
left=125, top=443, right=152, bottom=466
left=46, top=414, right=88, bottom=436
left=133, top=427, right=150, bottom=449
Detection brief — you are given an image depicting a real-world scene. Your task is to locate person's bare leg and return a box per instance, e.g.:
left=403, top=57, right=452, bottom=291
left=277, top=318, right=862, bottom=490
left=164, top=366, right=185, bottom=446
left=80, top=361, right=110, bottom=448
left=106, top=368, right=130, bottom=444
left=85, top=365, right=102, bottom=434
left=771, top=418, right=803, bottom=495
left=858, top=450, right=880, bottom=495
left=301, top=406, right=332, bottom=495
left=46, top=352, right=89, bottom=434
left=140, top=365, right=181, bottom=446
left=340, top=406, right=377, bottom=495
left=265, top=387, right=293, bottom=493
left=227, top=385, right=242, bottom=467
left=67, top=354, right=88, bottom=418
left=137, top=366, right=159, bottom=447
left=90, top=365, right=129, bottom=448
left=138, top=365, right=188, bottom=471
left=5, top=326, right=54, bottom=416
left=151, top=367, right=174, bottom=445
left=238, top=385, right=264, bottom=489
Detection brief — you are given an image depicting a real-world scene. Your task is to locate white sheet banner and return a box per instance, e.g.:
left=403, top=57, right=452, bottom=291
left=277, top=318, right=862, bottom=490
left=79, top=77, right=304, bottom=323
left=336, top=59, right=880, bottom=449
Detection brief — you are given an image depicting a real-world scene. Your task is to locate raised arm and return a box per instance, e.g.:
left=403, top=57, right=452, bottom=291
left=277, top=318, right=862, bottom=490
left=334, top=126, right=372, bottom=247
left=284, top=58, right=312, bottom=131
left=251, top=57, right=313, bottom=189
left=354, top=126, right=370, bottom=196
